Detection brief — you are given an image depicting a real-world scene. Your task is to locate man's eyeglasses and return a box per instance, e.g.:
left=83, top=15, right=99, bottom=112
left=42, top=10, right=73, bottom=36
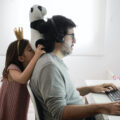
left=66, top=33, right=75, bottom=40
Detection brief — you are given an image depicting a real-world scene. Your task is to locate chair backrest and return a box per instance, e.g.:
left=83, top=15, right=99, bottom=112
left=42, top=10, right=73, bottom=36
left=27, top=83, right=40, bottom=120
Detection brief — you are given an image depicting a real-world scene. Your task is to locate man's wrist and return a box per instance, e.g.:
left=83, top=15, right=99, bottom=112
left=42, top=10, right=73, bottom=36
left=95, top=104, right=109, bottom=114
left=88, top=86, right=95, bottom=93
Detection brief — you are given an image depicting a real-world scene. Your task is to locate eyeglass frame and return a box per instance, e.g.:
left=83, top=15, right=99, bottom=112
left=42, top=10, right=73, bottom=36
left=65, top=33, right=75, bottom=40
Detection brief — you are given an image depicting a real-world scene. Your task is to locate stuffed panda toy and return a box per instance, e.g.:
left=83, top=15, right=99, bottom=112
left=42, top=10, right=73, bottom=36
left=29, top=5, right=47, bottom=50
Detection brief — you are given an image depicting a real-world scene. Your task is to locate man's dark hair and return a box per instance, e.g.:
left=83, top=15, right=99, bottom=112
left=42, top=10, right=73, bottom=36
left=36, top=15, right=76, bottom=52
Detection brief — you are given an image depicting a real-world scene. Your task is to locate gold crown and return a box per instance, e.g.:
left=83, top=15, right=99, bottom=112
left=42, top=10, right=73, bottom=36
left=14, top=27, right=24, bottom=55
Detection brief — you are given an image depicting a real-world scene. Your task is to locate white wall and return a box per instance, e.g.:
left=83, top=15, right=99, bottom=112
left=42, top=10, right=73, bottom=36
left=63, top=0, right=120, bottom=85
left=65, top=0, right=120, bottom=84
left=104, top=0, right=120, bottom=77
left=0, top=0, right=120, bottom=83
left=63, top=56, right=106, bottom=86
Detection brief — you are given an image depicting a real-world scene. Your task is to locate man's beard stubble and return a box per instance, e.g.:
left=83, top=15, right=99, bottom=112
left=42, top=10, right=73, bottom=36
left=61, top=42, right=72, bottom=57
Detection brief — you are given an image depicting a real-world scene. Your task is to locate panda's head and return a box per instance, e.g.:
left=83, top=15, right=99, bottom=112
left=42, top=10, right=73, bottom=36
left=29, top=5, right=47, bottom=22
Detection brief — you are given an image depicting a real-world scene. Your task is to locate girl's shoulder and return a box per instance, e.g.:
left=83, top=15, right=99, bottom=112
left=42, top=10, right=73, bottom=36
left=7, top=64, right=21, bottom=72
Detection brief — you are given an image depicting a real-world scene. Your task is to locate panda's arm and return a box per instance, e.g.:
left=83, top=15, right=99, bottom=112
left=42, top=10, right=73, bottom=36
left=30, top=20, right=45, bottom=32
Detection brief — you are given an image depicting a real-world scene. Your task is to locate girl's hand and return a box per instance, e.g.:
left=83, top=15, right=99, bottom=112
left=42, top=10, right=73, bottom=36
left=34, top=44, right=46, bottom=58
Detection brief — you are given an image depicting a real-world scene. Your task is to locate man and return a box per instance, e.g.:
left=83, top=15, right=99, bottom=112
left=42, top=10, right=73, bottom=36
left=30, top=15, right=120, bottom=120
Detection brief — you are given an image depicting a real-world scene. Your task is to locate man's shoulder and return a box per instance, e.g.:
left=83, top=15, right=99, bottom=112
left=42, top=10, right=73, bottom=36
left=36, top=53, right=56, bottom=68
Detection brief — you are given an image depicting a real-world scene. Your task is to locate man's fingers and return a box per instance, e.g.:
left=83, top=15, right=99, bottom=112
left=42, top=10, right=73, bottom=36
left=103, top=83, right=118, bottom=90
left=103, top=88, right=111, bottom=92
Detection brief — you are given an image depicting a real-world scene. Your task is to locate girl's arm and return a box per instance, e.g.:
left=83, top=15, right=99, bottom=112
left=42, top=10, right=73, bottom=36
left=8, top=45, right=45, bottom=84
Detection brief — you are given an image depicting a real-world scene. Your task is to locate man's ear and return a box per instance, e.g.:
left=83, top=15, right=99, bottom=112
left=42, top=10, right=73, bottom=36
left=18, top=56, right=25, bottom=62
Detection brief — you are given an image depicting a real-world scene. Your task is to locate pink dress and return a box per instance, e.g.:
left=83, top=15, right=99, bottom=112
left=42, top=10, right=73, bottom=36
left=0, top=64, right=30, bottom=120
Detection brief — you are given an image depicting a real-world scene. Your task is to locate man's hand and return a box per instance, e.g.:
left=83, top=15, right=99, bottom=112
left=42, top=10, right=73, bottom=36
left=99, top=102, right=120, bottom=115
left=62, top=101, right=120, bottom=120
left=90, top=83, right=118, bottom=93
left=77, top=83, right=118, bottom=96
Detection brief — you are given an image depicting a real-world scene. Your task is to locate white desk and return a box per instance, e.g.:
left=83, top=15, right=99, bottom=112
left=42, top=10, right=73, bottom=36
left=85, top=80, right=120, bottom=120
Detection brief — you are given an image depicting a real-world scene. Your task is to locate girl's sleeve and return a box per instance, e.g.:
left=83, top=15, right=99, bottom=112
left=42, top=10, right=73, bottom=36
left=7, top=64, right=21, bottom=72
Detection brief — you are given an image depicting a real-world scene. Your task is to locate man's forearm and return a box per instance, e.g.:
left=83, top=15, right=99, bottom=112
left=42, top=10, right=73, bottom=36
left=62, top=104, right=107, bottom=120
left=77, top=83, right=117, bottom=96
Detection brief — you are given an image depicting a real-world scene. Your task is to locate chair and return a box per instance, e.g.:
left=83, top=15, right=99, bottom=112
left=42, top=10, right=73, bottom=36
left=27, top=83, right=40, bottom=120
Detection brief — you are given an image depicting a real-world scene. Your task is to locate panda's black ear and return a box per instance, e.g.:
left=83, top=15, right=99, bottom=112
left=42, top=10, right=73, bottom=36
left=38, top=6, right=42, bottom=11
left=31, top=7, right=33, bottom=12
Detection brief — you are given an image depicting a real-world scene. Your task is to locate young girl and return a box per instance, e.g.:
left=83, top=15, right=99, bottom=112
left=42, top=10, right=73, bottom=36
left=0, top=27, right=45, bottom=120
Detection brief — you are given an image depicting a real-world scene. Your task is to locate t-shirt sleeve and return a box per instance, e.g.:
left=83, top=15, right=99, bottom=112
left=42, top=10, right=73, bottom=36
left=7, top=64, right=21, bottom=72
left=38, top=63, right=66, bottom=120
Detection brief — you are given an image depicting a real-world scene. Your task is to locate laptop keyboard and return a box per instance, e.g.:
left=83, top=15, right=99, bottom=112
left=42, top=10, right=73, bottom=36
left=106, top=88, right=120, bottom=101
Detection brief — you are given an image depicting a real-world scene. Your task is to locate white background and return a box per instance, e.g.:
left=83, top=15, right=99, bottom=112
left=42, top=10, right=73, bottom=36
left=0, top=0, right=105, bottom=56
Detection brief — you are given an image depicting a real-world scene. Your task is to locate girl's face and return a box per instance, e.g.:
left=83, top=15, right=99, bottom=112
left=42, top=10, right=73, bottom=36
left=20, top=43, right=35, bottom=67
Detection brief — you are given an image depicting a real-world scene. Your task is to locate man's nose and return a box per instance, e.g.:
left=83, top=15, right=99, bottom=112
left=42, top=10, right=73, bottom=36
left=73, top=38, right=76, bottom=43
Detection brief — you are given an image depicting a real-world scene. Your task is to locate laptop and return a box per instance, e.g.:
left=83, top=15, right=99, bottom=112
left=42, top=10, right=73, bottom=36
left=106, top=88, right=120, bottom=101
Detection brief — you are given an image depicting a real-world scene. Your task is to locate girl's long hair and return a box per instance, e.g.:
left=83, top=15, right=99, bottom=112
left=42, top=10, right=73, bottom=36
left=2, top=39, right=29, bottom=79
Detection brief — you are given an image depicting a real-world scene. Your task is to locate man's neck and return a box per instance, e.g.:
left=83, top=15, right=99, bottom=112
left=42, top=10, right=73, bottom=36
left=52, top=49, right=64, bottom=59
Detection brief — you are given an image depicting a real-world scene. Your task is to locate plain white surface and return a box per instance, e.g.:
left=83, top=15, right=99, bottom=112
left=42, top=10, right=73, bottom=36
left=85, top=80, right=120, bottom=120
